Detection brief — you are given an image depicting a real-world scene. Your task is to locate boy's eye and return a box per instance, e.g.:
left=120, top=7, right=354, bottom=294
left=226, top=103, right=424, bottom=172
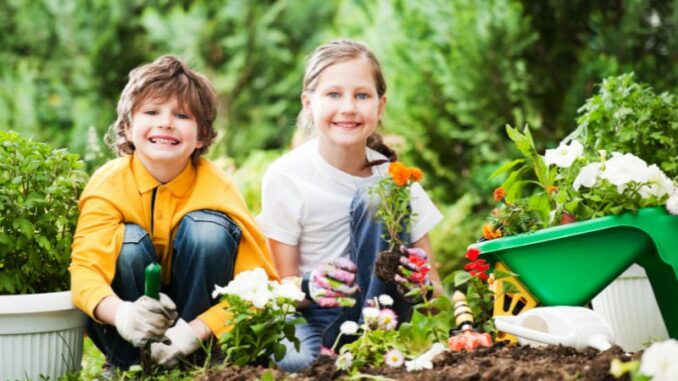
left=176, top=113, right=190, bottom=119
left=144, top=110, right=158, bottom=116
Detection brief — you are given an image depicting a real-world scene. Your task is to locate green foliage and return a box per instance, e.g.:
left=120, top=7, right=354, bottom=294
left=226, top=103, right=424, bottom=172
left=398, top=290, right=454, bottom=354
left=574, top=73, right=678, bottom=179
left=229, top=149, right=281, bottom=214
left=0, top=131, right=87, bottom=294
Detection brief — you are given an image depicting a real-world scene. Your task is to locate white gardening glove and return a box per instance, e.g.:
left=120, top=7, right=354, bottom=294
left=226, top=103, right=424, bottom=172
left=150, top=319, right=201, bottom=367
left=114, top=293, right=178, bottom=348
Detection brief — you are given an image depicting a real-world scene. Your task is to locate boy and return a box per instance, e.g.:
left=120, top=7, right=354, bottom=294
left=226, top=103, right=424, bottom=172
left=69, top=55, right=278, bottom=369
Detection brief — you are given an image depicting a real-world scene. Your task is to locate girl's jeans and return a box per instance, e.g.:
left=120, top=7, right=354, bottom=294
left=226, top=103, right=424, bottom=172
left=87, top=210, right=241, bottom=369
left=277, top=186, right=413, bottom=372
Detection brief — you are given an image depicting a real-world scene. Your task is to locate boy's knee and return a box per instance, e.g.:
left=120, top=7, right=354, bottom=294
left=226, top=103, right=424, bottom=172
left=180, top=210, right=241, bottom=256
left=118, top=224, right=153, bottom=270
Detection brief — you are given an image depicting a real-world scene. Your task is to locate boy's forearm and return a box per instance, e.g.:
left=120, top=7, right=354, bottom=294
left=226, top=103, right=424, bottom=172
left=93, top=295, right=124, bottom=325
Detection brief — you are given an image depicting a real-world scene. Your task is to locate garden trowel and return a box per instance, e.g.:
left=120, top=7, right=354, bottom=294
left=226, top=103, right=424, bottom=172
left=448, top=291, right=493, bottom=352
left=141, top=262, right=161, bottom=376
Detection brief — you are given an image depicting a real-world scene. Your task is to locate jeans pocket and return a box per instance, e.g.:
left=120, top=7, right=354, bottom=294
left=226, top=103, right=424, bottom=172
left=123, top=224, right=149, bottom=244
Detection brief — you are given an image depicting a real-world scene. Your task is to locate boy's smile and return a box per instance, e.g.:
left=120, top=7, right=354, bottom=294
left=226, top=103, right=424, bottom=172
left=127, top=96, right=203, bottom=182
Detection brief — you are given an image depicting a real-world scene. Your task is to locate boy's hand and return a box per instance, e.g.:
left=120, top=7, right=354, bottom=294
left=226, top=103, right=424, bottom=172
left=307, top=258, right=358, bottom=308
left=150, top=319, right=201, bottom=367
left=114, top=293, right=178, bottom=347
left=395, top=246, right=432, bottom=304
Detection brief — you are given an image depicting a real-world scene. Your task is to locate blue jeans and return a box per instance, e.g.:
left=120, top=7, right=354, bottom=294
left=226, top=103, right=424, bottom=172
left=277, top=186, right=413, bottom=372
left=87, top=210, right=241, bottom=369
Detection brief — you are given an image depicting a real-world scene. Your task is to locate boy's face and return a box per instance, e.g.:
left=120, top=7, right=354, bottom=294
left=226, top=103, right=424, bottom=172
left=127, top=96, right=203, bottom=175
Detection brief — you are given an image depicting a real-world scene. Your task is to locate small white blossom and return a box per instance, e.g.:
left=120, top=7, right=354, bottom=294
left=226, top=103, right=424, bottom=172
left=340, top=321, right=360, bottom=335
left=272, top=279, right=306, bottom=302
left=666, top=192, right=678, bottom=216
left=213, top=268, right=273, bottom=308
left=639, top=165, right=675, bottom=199
left=405, top=343, right=447, bottom=372
left=335, top=352, right=354, bottom=371
left=362, top=307, right=380, bottom=322
left=384, top=349, right=404, bottom=368
left=378, top=309, right=398, bottom=331
left=544, top=140, right=584, bottom=168
left=639, top=339, right=678, bottom=381
left=573, top=162, right=602, bottom=191
left=378, top=294, right=394, bottom=306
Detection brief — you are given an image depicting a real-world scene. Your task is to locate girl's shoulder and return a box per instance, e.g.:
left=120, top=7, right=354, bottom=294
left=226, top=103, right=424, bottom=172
left=267, top=139, right=319, bottom=175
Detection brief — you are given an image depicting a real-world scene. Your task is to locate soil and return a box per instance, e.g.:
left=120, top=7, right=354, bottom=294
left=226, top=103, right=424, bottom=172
left=375, top=250, right=403, bottom=282
left=202, top=342, right=639, bottom=381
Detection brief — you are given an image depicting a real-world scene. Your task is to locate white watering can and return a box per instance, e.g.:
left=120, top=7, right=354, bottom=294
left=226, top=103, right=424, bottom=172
left=494, top=306, right=615, bottom=351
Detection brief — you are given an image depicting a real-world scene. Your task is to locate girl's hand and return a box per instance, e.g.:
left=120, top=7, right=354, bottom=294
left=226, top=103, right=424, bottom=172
left=395, top=246, right=432, bottom=304
left=307, top=258, right=358, bottom=308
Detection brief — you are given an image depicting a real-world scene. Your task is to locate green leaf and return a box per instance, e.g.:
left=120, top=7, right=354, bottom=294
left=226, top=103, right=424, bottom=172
left=488, top=159, right=524, bottom=180
left=454, top=270, right=472, bottom=287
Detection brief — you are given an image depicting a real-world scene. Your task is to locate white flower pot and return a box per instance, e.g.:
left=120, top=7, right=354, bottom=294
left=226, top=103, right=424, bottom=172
left=0, top=291, right=87, bottom=381
left=591, top=264, right=669, bottom=352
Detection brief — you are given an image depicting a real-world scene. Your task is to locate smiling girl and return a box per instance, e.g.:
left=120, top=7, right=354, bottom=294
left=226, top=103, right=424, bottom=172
left=257, top=40, right=443, bottom=371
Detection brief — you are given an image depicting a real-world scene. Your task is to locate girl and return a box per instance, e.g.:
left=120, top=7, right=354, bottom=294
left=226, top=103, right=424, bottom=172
left=257, top=40, right=443, bottom=372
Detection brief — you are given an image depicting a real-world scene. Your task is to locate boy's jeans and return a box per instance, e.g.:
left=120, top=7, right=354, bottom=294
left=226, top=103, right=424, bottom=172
left=277, top=186, right=413, bottom=372
left=87, top=210, right=241, bottom=369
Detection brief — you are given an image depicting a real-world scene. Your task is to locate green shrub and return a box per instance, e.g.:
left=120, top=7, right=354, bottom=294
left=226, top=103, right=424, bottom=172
left=0, top=131, right=87, bottom=294
left=574, top=73, right=678, bottom=180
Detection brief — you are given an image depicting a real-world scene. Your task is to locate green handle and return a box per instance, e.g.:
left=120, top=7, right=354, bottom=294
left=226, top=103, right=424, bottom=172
left=144, top=263, right=161, bottom=300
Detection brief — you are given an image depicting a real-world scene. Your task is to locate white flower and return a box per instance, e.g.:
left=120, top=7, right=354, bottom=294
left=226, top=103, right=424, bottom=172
left=362, top=306, right=380, bottom=322
left=544, top=140, right=584, bottom=168
left=214, top=268, right=273, bottom=308
left=666, top=192, right=678, bottom=216
left=384, top=349, right=404, bottom=368
left=340, top=321, right=359, bottom=335
left=600, top=152, right=649, bottom=192
left=639, top=164, right=675, bottom=199
left=573, top=162, right=602, bottom=191
left=639, top=339, right=678, bottom=381
left=378, top=294, right=394, bottom=306
left=335, top=352, right=354, bottom=371
left=272, top=279, right=306, bottom=302
left=405, top=343, right=447, bottom=372
left=378, top=308, right=398, bottom=331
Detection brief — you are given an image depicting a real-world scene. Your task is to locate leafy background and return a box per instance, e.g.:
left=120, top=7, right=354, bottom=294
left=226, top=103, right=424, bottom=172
left=1, top=0, right=676, bottom=277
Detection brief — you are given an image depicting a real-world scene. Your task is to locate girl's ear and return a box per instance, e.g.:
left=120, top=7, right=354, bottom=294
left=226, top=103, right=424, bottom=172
left=378, top=95, right=387, bottom=120
left=301, top=92, right=312, bottom=115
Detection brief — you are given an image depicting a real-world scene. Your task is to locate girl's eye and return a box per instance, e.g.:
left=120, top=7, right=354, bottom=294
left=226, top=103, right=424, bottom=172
left=356, top=93, right=369, bottom=100
left=328, top=92, right=340, bottom=99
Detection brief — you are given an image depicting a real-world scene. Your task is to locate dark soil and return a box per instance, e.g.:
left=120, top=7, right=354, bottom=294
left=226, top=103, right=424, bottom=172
left=202, top=343, right=639, bottom=381
left=375, top=250, right=403, bottom=282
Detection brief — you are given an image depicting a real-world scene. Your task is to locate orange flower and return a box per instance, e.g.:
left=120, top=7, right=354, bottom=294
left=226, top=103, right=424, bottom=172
left=409, top=167, right=423, bottom=182
left=388, top=162, right=410, bottom=187
left=482, top=224, right=503, bottom=240
left=546, top=185, right=558, bottom=194
left=493, top=187, right=506, bottom=201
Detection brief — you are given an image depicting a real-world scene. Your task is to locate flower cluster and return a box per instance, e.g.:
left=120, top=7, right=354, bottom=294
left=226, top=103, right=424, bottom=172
left=370, top=161, right=423, bottom=251
left=610, top=338, right=678, bottom=381
left=212, top=268, right=305, bottom=366
left=333, top=295, right=403, bottom=372
left=464, top=247, right=490, bottom=281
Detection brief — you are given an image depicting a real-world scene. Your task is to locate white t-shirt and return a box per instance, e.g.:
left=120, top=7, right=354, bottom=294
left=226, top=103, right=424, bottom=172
left=257, top=139, right=443, bottom=274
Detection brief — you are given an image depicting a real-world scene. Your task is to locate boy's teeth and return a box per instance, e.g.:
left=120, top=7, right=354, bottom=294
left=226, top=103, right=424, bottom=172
left=151, top=138, right=178, bottom=145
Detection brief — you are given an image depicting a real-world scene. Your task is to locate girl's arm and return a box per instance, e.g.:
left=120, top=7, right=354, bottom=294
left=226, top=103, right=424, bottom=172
left=267, top=238, right=312, bottom=308
left=412, top=234, right=444, bottom=297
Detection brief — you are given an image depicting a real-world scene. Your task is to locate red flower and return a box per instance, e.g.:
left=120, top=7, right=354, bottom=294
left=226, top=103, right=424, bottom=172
left=493, top=187, right=506, bottom=201
left=408, top=254, right=427, bottom=267
left=465, top=247, right=480, bottom=261
left=468, top=270, right=489, bottom=281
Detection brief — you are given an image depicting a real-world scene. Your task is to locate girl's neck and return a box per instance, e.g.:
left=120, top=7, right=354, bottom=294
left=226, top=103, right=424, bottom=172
left=317, top=140, right=372, bottom=177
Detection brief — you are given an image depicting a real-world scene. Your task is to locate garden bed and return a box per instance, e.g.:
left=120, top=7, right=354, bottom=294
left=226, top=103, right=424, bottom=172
left=202, top=343, right=636, bottom=381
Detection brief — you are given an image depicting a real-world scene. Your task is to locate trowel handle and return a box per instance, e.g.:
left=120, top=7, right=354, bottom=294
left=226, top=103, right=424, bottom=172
left=144, top=263, right=161, bottom=300
left=494, top=315, right=574, bottom=347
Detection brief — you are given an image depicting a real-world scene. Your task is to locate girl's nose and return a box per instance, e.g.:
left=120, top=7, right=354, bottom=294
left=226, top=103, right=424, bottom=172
left=339, top=98, right=357, bottom=114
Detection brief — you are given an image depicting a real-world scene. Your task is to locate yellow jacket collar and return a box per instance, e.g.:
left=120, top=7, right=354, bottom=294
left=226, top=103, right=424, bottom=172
left=131, top=155, right=196, bottom=197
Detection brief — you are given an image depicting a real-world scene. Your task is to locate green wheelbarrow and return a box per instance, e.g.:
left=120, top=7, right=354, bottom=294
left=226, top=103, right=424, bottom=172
left=473, top=206, right=678, bottom=339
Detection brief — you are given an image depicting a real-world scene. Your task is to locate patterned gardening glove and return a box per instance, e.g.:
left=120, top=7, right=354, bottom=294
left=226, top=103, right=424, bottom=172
left=306, top=258, right=359, bottom=308
left=395, top=246, right=432, bottom=304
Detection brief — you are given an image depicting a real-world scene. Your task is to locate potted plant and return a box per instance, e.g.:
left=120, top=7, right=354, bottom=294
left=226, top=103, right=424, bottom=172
left=0, top=130, right=88, bottom=380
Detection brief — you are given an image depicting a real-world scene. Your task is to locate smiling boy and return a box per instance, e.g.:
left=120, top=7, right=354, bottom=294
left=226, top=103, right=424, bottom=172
left=69, top=55, right=277, bottom=369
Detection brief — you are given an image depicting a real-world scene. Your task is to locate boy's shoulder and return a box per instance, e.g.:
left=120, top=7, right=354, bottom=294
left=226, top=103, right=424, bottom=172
left=85, top=157, right=134, bottom=191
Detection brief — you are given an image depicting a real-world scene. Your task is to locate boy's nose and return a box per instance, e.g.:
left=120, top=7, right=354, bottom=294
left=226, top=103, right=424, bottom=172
left=158, top=113, right=174, bottom=128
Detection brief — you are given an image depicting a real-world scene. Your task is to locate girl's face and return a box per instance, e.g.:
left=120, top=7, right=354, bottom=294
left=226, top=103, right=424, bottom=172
left=127, top=96, right=203, bottom=174
left=303, top=58, right=386, bottom=151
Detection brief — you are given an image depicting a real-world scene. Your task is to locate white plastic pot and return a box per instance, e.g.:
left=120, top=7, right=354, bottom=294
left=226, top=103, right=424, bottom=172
left=591, top=264, right=669, bottom=352
left=0, top=291, right=87, bottom=381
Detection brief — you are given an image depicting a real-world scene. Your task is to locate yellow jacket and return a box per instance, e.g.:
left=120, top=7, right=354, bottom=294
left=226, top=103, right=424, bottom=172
left=69, top=155, right=278, bottom=337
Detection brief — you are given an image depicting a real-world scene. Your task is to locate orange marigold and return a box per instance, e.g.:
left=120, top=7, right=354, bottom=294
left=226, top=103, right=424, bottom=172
left=388, top=162, right=410, bottom=187
left=493, top=187, right=506, bottom=201
left=482, top=224, right=503, bottom=240
left=409, top=167, right=423, bottom=182
left=546, top=185, right=558, bottom=194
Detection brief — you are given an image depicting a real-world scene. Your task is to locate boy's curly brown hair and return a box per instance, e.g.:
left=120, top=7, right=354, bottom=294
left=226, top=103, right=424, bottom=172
left=107, top=55, right=218, bottom=163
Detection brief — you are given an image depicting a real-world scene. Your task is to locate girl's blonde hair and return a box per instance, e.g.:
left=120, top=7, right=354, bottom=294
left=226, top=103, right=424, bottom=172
left=298, top=39, right=396, bottom=163
left=107, top=55, right=218, bottom=163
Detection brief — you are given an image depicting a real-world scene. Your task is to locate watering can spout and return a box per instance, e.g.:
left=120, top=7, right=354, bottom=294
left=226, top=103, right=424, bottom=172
left=587, top=334, right=612, bottom=351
